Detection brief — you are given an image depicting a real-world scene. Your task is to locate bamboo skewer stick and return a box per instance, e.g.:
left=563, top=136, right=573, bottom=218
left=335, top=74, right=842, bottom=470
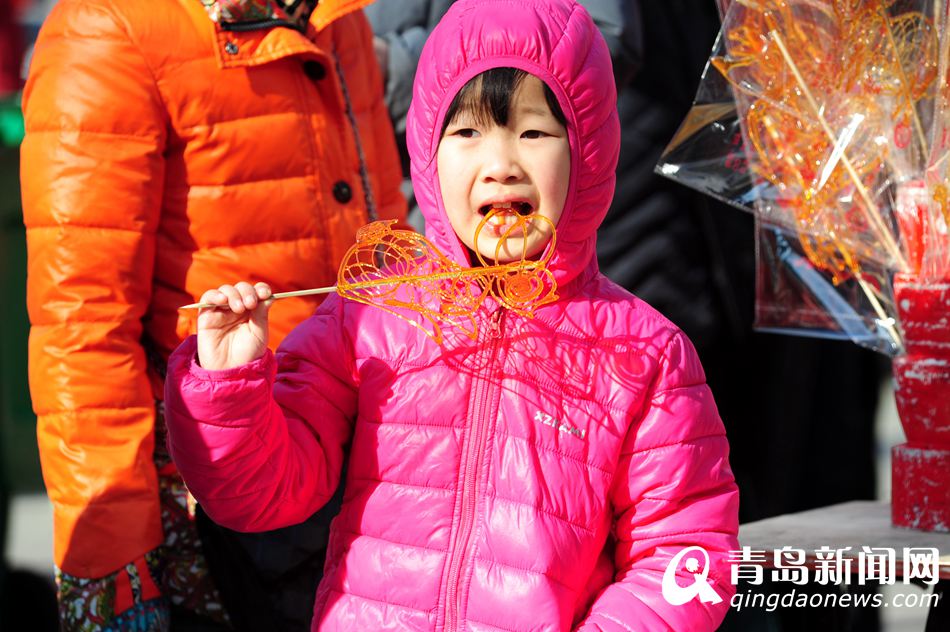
left=178, top=263, right=545, bottom=310
left=821, top=206, right=905, bottom=351
left=854, top=273, right=904, bottom=352
left=179, top=286, right=336, bottom=310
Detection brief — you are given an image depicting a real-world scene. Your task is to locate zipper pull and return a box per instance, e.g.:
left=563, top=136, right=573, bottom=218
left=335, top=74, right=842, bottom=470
left=489, top=308, right=505, bottom=339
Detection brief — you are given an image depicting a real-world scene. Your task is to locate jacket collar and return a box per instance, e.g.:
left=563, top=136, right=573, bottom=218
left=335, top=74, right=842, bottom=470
left=192, top=0, right=374, bottom=68
left=200, top=0, right=318, bottom=30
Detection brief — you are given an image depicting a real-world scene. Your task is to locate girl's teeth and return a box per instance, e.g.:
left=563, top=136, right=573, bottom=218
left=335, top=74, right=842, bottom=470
left=487, top=212, right=518, bottom=226
left=483, top=202, right=532, bottom=226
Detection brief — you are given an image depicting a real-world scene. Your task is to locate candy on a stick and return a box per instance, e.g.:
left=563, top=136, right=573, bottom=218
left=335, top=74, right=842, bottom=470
left=708, top=0, right=947, bottom=349
left=181, top=209, right=559, bottom=344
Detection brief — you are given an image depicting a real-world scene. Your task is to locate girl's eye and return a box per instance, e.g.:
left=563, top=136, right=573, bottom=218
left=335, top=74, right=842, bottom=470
left=454, top=128, right=479, bottom=138
left=522, top=130, right=547, bottom=139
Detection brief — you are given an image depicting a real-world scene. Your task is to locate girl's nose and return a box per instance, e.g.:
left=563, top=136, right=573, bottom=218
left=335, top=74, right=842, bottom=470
left=480, top=140, right=525, bottom=183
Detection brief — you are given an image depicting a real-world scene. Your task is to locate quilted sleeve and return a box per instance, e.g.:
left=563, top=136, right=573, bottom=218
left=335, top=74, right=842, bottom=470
left=575, top=331, right=739, bottom=631
left=163, top=301, right=357, bottom=533
left=20, top=0, right=167, bottom=578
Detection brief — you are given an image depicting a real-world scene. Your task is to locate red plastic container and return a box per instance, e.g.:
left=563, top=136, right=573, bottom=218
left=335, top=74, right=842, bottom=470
left=891, top=274, right=950, bottom=532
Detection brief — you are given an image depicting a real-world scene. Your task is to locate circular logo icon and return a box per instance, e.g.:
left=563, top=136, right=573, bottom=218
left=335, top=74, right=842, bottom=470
left=661, top=546, right=723, bottom=606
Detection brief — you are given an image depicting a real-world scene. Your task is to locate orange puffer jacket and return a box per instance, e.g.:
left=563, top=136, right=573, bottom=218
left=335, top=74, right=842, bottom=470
left=21, top=0, right=405, bottom=578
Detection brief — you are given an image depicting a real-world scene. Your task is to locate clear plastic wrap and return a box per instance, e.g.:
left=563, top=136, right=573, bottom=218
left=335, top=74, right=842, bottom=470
left=754, top=219, right=899, bottom=354
left=658, top=0, right=950, bottom=355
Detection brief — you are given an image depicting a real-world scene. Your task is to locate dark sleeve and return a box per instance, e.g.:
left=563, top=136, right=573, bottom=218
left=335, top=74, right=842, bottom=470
left=364, top=0, right=456, bottom=134
left=577, top=0, right=643, bottom=89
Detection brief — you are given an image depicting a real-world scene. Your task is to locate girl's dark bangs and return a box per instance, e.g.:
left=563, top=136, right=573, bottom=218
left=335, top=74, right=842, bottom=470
left=441, top=68, right=523, bottom=135
left=440, top=67, right=566, bottom=137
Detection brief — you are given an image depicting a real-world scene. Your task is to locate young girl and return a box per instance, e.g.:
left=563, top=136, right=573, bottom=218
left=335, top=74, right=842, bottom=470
left=164, top=1, right=740, bottom=630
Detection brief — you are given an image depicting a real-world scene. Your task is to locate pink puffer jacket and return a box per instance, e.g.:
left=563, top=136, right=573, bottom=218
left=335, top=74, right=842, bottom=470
left=164, top=1, right=740, bottom=630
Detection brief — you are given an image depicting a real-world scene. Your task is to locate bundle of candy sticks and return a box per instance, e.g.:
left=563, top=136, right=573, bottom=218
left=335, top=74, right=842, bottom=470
left=678, top=0, right=950, bottom=351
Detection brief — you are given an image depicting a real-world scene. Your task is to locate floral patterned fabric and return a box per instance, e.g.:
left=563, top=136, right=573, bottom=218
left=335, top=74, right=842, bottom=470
left=57, top=549, right=169, bottom=631
left=153, top=404, right=229, bottom=624
left=199, top=0, right=318, bottom=28
left=56, top=404, right=230, bottom=632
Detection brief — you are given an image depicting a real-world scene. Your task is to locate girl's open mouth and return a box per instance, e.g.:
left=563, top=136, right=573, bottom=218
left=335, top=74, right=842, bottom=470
left=476, top=202, right=536, bottom=240
left=478, top=201, right=533, bottom=217
left=478, top=202, right=534, bottom=233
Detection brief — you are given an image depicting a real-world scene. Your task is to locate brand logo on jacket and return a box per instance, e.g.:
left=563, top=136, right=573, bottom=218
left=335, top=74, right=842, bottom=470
left=534, top=411, right=585, bottom=439
left=661, top=546, right=723, bottom=606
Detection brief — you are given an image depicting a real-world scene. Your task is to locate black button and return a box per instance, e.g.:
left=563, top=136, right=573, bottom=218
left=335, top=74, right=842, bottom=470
left=333, top=181, right=353, bottom=204
left=224, top=41, right=239, bottom=55
left=303, top=61, right=326, bottom=80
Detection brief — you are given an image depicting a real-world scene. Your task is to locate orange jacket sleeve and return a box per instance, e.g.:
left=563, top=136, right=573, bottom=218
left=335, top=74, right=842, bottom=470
left=21, top=0, right=166, bottom=578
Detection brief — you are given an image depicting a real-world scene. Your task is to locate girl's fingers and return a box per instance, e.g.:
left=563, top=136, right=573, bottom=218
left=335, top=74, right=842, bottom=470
left=254, top=282, right=272, bottom=301
left=198, top=288, right=227, bottom=308
left=217, top=284, right=246, bottom=313
left=197, top=282, right=269, bottom=314
left=234, top=281, right=259, bottom=310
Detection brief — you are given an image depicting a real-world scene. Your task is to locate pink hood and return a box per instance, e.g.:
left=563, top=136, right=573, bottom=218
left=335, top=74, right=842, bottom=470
left=408, top=0, right=620, bottom=287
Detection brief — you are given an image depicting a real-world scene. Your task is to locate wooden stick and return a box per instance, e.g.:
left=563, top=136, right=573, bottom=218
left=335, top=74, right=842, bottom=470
left=824, top=218, right=905, bottom=351
left=178, top=262, right=547, bottom=310
left=855, top=272, right=904, bottom=352
left=180, top=286, right=337, bottom=310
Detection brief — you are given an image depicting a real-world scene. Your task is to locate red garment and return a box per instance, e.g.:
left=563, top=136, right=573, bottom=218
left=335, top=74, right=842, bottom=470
left=0, top=0, right=23, bottom=94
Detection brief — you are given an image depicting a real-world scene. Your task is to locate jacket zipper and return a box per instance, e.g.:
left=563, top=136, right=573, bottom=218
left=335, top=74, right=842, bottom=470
left=444, top=307, right=505, bottom=632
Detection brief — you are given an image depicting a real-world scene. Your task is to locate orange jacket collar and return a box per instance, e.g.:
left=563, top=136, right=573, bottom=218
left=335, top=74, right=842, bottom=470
left=187, top=0, right=374, bottom=69
left=309, top=0, right=374, bottom=32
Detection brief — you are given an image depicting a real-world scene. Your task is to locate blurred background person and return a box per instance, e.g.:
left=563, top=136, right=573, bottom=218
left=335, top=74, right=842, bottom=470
left=364, top=0, right=453, bottom=231
left=20, top=0, right=405, bottom=629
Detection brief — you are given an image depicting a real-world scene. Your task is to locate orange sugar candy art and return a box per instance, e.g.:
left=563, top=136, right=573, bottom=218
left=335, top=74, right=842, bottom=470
left=181, top=210, right=559, bottom=344
left=705, top=0, right=950, bottom=349
left=712, top=0, right=939, bottom=278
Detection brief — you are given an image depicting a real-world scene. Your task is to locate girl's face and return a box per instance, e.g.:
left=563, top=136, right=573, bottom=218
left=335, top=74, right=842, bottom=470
left=437, top=75, right=570, bottom=264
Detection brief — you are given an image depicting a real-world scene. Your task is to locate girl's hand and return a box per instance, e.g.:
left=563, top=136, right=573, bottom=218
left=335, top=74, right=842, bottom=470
left=196, top=282, right=273, bottom=370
